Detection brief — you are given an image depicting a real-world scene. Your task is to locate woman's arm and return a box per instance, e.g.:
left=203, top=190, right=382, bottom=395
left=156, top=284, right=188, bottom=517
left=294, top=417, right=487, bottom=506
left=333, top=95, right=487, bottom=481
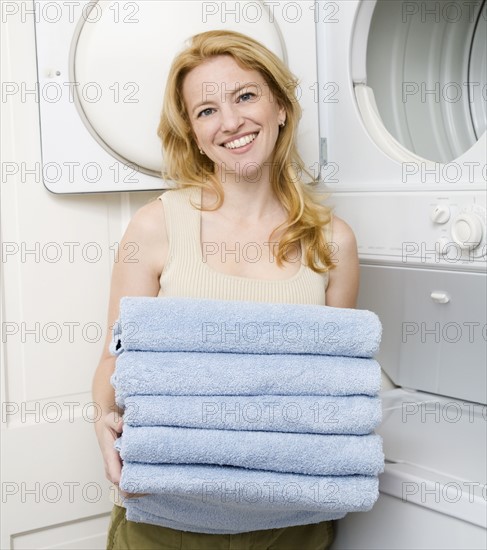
left=92, top=197, right=168, bottom=485
left=325, top=215, right=360, bottom=309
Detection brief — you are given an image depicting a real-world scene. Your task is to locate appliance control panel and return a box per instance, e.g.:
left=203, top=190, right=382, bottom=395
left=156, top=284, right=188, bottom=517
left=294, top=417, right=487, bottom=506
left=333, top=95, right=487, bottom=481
left=328, top=192, right=487, bottom=272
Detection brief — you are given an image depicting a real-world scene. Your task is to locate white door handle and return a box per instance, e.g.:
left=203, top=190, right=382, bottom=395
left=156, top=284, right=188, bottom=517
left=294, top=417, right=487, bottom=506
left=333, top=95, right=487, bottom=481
left=431, top=291, right=450, bottom=304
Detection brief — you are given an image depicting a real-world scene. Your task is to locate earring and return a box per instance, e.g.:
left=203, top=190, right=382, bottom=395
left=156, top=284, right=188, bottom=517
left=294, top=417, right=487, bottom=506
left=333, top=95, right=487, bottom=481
left=199, top=148, right=204, bottom=155
left=279, top=120, right=286, bottom=128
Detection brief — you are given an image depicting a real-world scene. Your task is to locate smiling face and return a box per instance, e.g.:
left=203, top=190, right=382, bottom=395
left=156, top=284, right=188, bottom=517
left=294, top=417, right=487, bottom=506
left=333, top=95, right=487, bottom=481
left=182, top=55, right=286, bottom=182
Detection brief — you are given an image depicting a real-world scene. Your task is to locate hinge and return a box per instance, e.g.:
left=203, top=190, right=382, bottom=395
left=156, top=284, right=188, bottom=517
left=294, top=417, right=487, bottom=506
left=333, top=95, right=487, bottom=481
left=320, top=137, right=328, bottom=168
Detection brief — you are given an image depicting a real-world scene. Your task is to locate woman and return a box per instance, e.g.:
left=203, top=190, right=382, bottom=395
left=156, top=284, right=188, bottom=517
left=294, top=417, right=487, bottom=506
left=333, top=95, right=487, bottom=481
left=93, top=30, right=359, bottom=549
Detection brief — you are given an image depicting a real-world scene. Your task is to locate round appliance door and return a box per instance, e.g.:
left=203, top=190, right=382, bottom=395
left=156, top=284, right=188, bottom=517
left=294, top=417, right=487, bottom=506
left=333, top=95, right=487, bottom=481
left=351, top=0, right=486, bottom=164
left=71, top=0, right=285, bottom=178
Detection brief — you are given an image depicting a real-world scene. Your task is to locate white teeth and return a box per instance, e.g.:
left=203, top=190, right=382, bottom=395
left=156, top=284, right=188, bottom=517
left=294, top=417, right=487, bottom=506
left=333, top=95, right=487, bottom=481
left=223, top=133, right=257, bottom=149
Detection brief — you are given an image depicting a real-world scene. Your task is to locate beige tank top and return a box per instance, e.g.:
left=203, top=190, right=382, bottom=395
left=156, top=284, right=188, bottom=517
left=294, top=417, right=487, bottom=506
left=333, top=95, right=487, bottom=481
left=156, top=186, right=331, bottom=305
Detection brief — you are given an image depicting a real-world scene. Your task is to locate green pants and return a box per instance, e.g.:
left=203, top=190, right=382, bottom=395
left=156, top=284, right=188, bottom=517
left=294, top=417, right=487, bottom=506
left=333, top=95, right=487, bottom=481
left=107, top=505, right=335, bottom=550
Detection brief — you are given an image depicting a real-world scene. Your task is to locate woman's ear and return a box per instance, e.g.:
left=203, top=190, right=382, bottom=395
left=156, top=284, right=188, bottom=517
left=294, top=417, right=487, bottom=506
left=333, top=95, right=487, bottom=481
left=278, top=104, right=286, bottom=126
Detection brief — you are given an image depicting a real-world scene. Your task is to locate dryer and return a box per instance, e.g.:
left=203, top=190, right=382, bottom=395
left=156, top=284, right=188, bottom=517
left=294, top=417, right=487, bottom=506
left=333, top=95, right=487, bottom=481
left=316, top=0, right=486, bottom=191
left=316, top=0, right=486, bottom=278
left=319, top=1, right=487, bottom=548
left=33, top=0, right=320, bottom=194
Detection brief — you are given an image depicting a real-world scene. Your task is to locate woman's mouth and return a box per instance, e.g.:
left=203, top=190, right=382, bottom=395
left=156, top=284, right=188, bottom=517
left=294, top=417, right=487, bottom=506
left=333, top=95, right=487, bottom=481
left=222, top=133, right=258, bottom=150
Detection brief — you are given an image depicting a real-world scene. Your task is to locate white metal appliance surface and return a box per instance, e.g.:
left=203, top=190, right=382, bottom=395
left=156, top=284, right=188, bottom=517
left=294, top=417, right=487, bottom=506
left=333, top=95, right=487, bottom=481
left=34, top=0, right=320, bottom=193
left=331, top=266, right=487, bottom=549
left=332, top=390, right=486, bottom=549
left=317, top=0, right=486, bottom=191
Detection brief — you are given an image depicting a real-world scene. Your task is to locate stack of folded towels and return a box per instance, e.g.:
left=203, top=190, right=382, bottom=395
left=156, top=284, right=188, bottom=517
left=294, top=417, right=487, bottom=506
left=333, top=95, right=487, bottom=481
left=110, top=297, right=384, bottom=534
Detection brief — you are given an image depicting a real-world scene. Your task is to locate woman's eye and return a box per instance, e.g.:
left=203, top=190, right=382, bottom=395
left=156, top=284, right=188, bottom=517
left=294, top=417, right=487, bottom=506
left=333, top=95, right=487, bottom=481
left=239, top=92, right=255, bottom=102
left=197, top=108, right=214, bottom=118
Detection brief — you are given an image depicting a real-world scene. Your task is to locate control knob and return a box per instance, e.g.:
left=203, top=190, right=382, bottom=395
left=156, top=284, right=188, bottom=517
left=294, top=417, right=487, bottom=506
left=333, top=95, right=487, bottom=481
left=431, top=205, right=450, bottom=224
left=450, top=212, right=484, bottom=250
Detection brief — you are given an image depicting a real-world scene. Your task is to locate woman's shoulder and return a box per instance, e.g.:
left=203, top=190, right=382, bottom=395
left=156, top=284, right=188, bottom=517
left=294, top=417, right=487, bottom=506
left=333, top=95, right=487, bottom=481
left=119, top=196, right=168, bottom=273
left=328, top=214, right=357, bottom=247
left=128, top=195, right=166, bottom=237
left=328, top=214, right=359, bottom=270
left=126, top=186, right=193, bottom=232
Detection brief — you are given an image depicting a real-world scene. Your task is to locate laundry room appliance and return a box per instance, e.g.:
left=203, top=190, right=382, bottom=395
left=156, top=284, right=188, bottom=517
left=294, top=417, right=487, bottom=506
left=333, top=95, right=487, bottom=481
left=33, top=0, right=320, bottom=193
left=316, top=0, right=486, bottom=191
left=318, top=1, right=487, bottom=548
left=331, top=261, right=487, bottom=549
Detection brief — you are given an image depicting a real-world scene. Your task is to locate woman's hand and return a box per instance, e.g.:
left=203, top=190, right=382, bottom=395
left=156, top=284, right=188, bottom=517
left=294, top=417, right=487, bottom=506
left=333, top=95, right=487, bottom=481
left=97, top=410, right=149, bottom=499
left=97, top=410, right=124, bottom=485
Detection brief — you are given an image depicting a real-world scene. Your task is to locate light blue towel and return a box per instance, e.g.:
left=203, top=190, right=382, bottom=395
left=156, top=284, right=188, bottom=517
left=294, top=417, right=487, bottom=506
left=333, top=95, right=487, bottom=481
left=116, top=426, right=384, bottom=476
left=119, top=463, right=379, bottom=534
left=123, top=395, right=382, bottom=435
left=112, top=351, right=382, bottom=407
left=110, top=297, right=382, bottom=357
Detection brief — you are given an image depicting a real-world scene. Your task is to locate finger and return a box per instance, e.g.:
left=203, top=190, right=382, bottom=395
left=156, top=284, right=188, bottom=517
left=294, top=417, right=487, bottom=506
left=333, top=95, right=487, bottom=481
left=105, top=413, right=124, bottom=435
left=106, top=453, right=122, bottom=485
left=114, top=417, right=124, bottom=432
left=120, top=490, right=149, bottom=499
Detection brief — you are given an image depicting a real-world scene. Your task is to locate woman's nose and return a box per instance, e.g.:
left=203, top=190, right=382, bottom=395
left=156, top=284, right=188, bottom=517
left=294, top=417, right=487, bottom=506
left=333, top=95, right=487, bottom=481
left=219, top=105, right=243, bottom=133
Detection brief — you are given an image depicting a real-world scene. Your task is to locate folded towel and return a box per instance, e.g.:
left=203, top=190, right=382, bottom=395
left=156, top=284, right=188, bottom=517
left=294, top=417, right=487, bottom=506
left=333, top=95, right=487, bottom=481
left=119, top=463, right=379, bottom=534
left=116, top=426, right=384, bottom=476
left=112, top=351, right=382, bottom=407
left=123, top=395, right=382, bottom=435
left=110, top=297, right=382, bottom=357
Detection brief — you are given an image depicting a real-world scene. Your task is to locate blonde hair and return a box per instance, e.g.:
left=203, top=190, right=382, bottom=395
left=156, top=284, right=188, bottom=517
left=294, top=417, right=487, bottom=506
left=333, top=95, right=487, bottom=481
left=157, top=30, right=335, bottom=274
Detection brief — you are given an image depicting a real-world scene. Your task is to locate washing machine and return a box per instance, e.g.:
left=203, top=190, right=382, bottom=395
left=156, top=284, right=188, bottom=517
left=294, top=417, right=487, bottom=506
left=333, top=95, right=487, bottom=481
left=331, top=266, right=487, bottom=549
left=318, top=1, right=487, bottom=548
left=33, top=0, right=320, bottom=193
